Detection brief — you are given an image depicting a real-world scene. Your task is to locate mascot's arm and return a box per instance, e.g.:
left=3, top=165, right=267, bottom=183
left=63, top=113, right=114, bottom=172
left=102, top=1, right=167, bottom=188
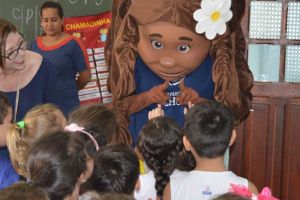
left=122, top=81, right=169, bottom=114
left=107, top=81, right=169, bottom=145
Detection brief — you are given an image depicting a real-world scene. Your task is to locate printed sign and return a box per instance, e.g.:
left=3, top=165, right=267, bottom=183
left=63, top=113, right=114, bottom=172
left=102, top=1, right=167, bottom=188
left=64, top=12, right=112, bottom=105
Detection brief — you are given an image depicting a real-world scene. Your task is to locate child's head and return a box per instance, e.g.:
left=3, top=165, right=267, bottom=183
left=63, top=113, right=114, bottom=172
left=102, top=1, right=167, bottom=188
left=137, top=116, right=184, bottom=199
left=64, top=123, right=101, bottom=160
left=68, top=104, right=119, bottom=146
left=80, top=191, right=135, bottom=200
left=0, top=182, right=49, bottom=200
left=27, top=130, right=93, bottom=200
left=7, top=103, right=66, bottom=177
left=184, top=100, right=235, bottom=159
left=87, top=144, right=139, bottom=195
left=98, top=193, right=135, bottom=200
left=212, top=192, right=251, bottom=200
left=0, top=92, right=12, bottom=147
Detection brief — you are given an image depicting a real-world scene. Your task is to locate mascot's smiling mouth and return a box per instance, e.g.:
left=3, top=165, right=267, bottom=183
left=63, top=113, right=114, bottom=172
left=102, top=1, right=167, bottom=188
left=158, top=71, right=183, bottom=80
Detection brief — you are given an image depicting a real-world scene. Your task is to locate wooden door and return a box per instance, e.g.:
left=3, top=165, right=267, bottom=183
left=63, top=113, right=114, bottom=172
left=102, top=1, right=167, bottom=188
left=229, top=1, right=300, bottom=199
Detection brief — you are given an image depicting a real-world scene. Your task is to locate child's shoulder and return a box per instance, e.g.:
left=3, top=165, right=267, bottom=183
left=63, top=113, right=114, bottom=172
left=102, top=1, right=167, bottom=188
left=170, top=169, right=189, bottom=179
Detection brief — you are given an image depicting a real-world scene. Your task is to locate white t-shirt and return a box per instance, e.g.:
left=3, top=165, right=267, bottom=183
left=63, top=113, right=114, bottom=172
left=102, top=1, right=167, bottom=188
left=171, top=170, right=248, bottom=200
left=134, top=169, right=187, bottom=200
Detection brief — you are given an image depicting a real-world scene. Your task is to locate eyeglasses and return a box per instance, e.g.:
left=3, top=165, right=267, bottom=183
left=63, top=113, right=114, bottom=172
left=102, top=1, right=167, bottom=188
left=2, top=40, right=27, bottom=61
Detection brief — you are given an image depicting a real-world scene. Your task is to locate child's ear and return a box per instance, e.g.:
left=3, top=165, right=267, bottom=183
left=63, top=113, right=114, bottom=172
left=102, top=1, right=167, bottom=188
left=79, top=158, right=94, bottom=184
left=183, top=136, right=192, bottom=151
left=229, top=129, right=237, bottom=146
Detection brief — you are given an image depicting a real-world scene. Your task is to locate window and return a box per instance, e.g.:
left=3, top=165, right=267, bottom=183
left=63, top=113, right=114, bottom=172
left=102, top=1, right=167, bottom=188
left=243, top=0, right=300, bottom=83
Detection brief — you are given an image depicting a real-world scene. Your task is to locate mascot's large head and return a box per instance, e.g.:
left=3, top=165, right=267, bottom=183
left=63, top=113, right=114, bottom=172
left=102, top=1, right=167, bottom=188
left=105, top=0, right=248, bottom=98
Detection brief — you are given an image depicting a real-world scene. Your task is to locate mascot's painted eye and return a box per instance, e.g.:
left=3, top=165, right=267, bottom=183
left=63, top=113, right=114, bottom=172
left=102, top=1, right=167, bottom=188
left=151, top=40, right=163, bottom=49
left=177, top=45, right=190, bottom=53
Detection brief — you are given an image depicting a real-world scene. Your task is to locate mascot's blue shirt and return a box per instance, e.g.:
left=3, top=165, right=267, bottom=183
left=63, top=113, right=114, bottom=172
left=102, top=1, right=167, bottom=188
left=129, top=55, right=215, bottom=145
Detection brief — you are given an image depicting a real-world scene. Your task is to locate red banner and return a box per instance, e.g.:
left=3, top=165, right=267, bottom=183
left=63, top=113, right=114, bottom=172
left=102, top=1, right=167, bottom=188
left=64, top=12, right=112, bottom=105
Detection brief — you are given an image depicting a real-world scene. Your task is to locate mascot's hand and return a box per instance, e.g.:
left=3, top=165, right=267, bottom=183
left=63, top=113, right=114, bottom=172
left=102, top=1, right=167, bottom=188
left=146, top=81, right=169, bottom=105
left=176, top=81, right=206, bottom=105
left=122, top=81, right=168, bottom=114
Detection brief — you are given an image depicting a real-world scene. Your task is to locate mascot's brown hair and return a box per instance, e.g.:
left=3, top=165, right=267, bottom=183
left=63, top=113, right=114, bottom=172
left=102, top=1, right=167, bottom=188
left=105, top=0, right=253, bottom=145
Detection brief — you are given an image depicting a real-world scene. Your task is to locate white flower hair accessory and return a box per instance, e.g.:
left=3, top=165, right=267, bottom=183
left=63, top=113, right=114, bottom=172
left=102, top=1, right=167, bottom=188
left=193, top=0, right=233, bottom=40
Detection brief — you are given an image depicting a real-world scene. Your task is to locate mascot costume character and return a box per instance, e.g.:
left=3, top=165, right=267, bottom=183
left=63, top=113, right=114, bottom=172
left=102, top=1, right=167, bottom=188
left=105, top=0, right=253, bottom=145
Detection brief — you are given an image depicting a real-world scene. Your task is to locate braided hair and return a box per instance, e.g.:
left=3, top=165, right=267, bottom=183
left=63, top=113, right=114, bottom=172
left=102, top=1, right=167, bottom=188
left=137, top=117, right=184, bottom=199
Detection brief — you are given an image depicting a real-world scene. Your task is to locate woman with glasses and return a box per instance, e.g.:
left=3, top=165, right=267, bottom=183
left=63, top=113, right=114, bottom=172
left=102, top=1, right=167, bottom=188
left=0, top=18, right=58, bottom=188
left=30, top=1, right=91, bottom=117
left=0, top=18, right=58, bottom=123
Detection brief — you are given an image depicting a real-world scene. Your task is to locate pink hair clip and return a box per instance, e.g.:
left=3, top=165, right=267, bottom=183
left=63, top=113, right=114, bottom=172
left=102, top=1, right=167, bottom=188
left=229, top=184, right=278, bottom=200
left=256, top=187, right=278, bottom=200
left=65, top=123, right=100, bottom=151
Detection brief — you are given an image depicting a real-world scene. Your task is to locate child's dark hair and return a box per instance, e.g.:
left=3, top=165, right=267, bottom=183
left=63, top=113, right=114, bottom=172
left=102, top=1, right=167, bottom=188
left=40, top=1, right=64, bottom=18
left=137, top=116, right=185, bottom=199
left=0, top=92, right=10, bottom=124
left=212, top=192, right=251, bottom=200
left=0, top=182, right=49, bottom=200
left=98, top=193, right=135, bottom=200
left=26, top=131, right=89, bottom=200
left=80, top=191, right=135, bottom=200
left=68, top=104, right=119, bottom=146
left=87, top=144, right=139, bottom=195
left=184, top=100, right=234, bottom=158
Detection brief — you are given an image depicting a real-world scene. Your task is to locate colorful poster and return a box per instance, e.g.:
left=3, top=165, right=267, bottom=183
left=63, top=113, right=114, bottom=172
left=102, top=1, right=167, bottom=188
left=64, top=12, right=112, bottom=105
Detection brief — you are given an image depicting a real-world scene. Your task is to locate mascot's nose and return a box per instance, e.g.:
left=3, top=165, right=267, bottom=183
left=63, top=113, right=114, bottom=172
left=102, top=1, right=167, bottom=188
left=160, top=57, right=175, bottom=67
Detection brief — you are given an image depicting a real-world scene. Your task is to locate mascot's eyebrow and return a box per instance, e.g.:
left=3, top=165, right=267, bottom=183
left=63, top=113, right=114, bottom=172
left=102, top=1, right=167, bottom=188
left=178, top=36, right=193, bottom=42
left=149, top=33, right=163, bottom=38
left=149, top=34, right=193, bottom=42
